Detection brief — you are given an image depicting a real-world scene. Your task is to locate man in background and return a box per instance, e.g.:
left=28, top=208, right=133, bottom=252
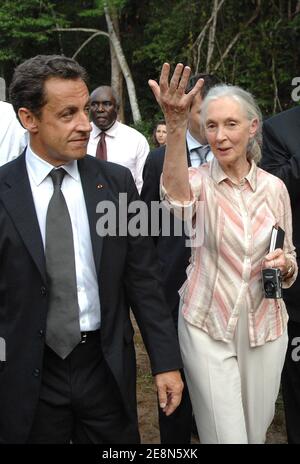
left=261, top=105, right=300, bottom=444
left=87, top=86, right=149, bottom=193
left=141, top=73, right=220, bottom=444
left=0, top=100, right=27, bottom=166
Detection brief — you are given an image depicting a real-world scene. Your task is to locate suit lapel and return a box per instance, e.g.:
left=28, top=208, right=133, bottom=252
left=1, top=155, right=110, bottom=281
left=0, top=154, right=46, bottom=282
left=186, top=142, right=192, bottom=167
left=78, top=157, right=109, bottom=273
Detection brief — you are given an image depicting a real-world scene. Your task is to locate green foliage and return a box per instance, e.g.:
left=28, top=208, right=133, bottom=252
left=1, top=0, right=300, bottom=121
left=0, top=0, right=68, bottom=83
left=132, top=0, right=197, bottom=70
left=78, top=0, right=127, bottom=18
left=131, top=0, right=300, bottom=118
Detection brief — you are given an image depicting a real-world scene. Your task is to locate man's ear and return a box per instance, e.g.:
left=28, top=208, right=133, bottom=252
left=18, top=107, right=39, bottom=133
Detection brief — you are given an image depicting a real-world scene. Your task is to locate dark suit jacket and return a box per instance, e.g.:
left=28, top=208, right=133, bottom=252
left=141, top=146, right=191, bottom=322
left=261, top=106, right=300, bottom=321
left=0, top=153, right=182, bottom=443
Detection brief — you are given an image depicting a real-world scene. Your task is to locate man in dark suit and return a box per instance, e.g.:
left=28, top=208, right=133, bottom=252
left=0, top=54, right=183, bottom=444
left=261, top=106, right=300, bottom=443
left=141, top=73, right=220, bottom=444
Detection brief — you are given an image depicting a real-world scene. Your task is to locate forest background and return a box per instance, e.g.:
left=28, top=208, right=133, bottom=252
left=0, top=0, right=300, bottom=143
left=0, top=0, right=297, bottom=442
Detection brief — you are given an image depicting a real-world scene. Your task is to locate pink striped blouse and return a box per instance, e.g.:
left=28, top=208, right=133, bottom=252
left=161, top=159, right=298, bottom=347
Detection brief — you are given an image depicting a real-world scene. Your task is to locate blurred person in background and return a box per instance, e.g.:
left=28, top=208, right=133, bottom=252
left=152, top=120, right=167, bottom=147
left=261, top=105, right=300, bottom=444
left=87, top=85, right=149, bottom=193
left=0, top=100, right=27, bottom=166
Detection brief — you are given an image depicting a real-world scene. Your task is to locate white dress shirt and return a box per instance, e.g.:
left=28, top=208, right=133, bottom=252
left=26, top=146, right=101, bottom=331
left=186, top=129, right=213, bottom=167
left=0, top=101, right=28, bottom=166
left=87, top=120, right=149, bottom=194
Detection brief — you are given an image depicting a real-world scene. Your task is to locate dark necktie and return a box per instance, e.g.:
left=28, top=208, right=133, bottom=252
left=45, top=168, right=81, bottom=359
left=191, top=145, right=210, bottom=166
left=96, top=132, right=107, bottom=160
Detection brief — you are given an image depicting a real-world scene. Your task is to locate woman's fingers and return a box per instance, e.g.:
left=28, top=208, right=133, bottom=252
left=159, top=62, right=171, bottom=93
left=148, top=79, right=161, bottom=104
left=169, top=63, right=185, bottom=93
left=263, top=248, right=287, bottom=271
left=149, top=63, right=204, bottom=122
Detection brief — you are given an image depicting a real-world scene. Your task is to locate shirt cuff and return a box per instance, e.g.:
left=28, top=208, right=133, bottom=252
left=160, top=180, right=196, bottom=219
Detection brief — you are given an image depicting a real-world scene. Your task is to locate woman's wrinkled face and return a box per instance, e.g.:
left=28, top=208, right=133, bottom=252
left=204, top=96, right=258, bottom=168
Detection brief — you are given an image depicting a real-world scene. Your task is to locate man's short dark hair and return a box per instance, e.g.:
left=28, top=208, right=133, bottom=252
left=9, top=55, right=88, bottom=118
left=186, top=73, right=221, bottom=98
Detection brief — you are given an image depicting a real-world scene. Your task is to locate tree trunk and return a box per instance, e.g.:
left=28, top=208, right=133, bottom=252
left=0, top=77, right=6, bottom=101
left=104, top=5, right=141, bottom=123
left=55, top=15, right=141, bottom=123
left=206, top=0, right=219, bottom=72
left=109, top=7, right=125, bottom=123
left=213, top=0, right=261, bottom=72
left=192, top=0, right=225, bottom=73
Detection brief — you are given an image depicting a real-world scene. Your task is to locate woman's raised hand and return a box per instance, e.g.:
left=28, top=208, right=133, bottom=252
left=148, top=63, right=203, bottom=129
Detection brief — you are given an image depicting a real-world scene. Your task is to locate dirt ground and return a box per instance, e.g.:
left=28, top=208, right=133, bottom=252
left=134, top=319, right=287, bottom=444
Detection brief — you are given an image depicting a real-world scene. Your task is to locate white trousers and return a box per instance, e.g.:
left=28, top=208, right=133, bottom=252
left=178, top=304, right=288, bottom=444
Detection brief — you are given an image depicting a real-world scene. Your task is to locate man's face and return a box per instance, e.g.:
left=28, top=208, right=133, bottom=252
left=90, top=87, right=118, bottom=131
left=26, top=77, right=91, bottom=166
left=188, top=92, right=207, bottom=144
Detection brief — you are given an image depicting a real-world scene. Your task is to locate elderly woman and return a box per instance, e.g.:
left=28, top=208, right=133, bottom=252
left=149, top=64, right=298, bottom=444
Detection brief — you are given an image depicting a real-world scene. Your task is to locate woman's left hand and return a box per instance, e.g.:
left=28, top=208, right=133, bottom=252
left=263, top=248, right=288, bottom=274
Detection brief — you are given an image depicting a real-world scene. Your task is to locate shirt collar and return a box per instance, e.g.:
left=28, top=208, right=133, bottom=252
left=91, top=120, right=119, bottom=139
left=186, top=129, right=209, bottom=152
left=25, top=144, right=80, bottom=186
left=210, top=157, right=257, bottom=191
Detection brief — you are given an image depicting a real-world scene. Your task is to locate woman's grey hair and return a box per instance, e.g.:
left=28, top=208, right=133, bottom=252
left=201, top=84, right=262, bottom=164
